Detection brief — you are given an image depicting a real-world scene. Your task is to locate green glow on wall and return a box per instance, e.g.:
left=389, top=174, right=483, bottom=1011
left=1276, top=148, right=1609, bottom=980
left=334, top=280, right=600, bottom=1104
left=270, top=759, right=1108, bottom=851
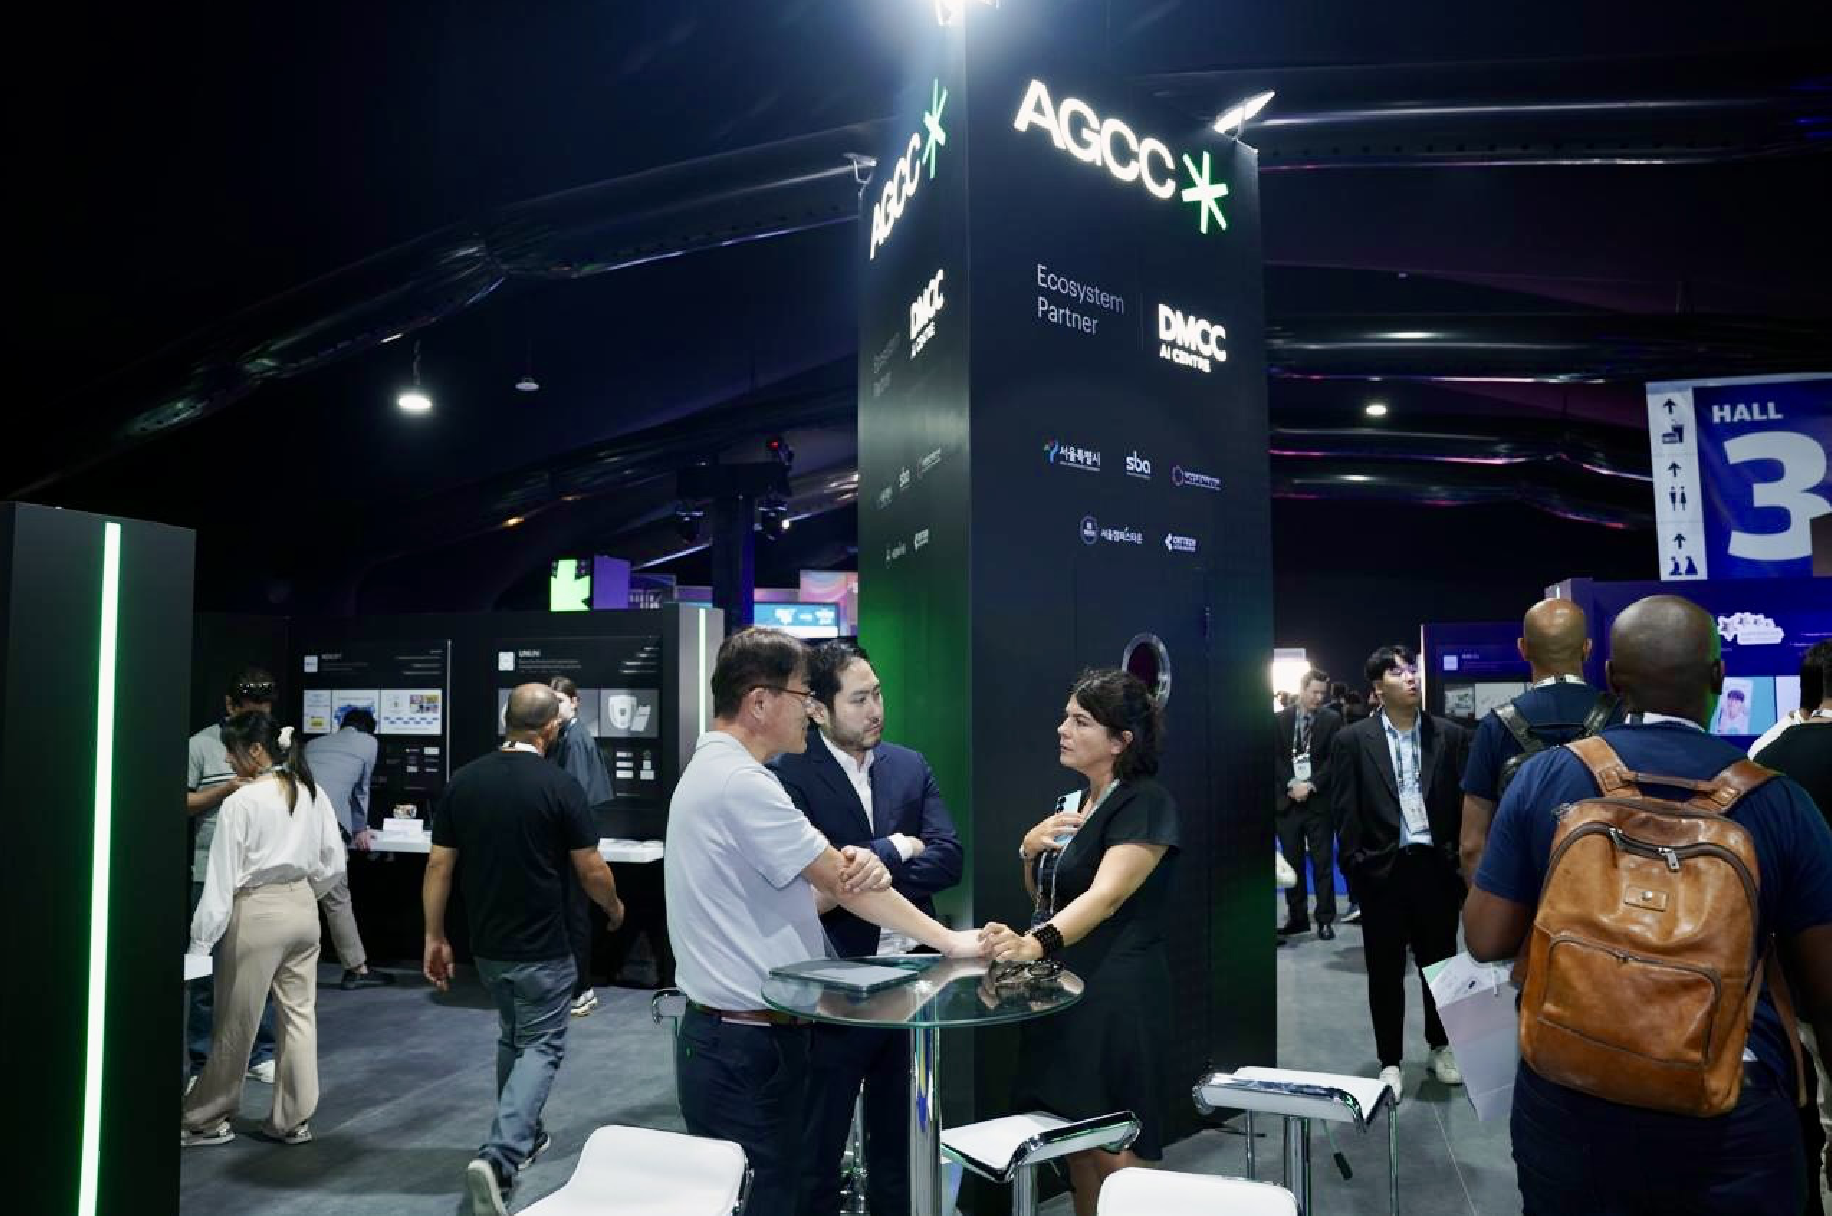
left=79, top=520, right=121, bottom=1216
left=548, top=559, right=591, bottom=613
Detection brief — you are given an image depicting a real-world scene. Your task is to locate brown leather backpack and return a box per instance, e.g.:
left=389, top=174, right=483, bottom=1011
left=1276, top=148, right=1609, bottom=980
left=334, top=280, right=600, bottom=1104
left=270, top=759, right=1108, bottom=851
left=1518, top=736, right=1804, bottom=1117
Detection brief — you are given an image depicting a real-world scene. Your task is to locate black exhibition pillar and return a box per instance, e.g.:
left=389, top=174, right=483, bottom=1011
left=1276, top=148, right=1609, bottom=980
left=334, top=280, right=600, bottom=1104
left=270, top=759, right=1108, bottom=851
left=708, top=494, right=757, bottom=639
left=857, top=1, right=1276, bottom=1163
left=2, top=501, right=196, bottom=1216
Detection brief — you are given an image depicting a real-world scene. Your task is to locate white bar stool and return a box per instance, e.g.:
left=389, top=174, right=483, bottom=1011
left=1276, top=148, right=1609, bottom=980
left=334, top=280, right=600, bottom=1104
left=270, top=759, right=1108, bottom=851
left=1098, top=1166, right=1298, bottom=1215
left=519, top=1125, right=750, bottom=1215
left=940, top=1110, right=1139, bottom=1216
left=1193, top=1066, right=1397, bottom=1216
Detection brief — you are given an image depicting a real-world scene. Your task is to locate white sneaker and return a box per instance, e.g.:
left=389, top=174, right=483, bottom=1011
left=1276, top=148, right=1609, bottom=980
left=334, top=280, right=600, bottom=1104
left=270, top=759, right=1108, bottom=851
left=1378, top=1064, right=1404, bottom=1105
left=246, top=1060, right=276, bottom=1083
left=1429, top=1046, right=1463, bottom=1086
left=570, top=990, right=599, bottom=1018
left=466, top=1158, right=509, bottom=1216
left=181, top=1120, right=234, bottom=1147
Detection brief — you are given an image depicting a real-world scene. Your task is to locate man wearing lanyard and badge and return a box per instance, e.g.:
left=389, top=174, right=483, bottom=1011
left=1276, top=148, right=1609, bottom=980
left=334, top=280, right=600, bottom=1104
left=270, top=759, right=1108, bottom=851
left=1460, top=599, right=1619, bottom=878
left=1332, top=644, right=1471, bottom=1102
left=1274, top=669, right=1343, bottom=939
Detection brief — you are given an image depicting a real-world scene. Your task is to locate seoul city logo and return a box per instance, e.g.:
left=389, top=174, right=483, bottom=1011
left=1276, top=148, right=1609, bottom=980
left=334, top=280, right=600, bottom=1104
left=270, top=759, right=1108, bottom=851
left=1013, top=78, right=1229, bottom=236
left=1044, top=439, right=1102, bottom=473
left=1716, top=612, right=1785, bottom=646
left=1080, top=515, right=1100, bottom=545
left=1157, top=304, right=1227, bottom=373
left=869, top=79, right=948, bottom=260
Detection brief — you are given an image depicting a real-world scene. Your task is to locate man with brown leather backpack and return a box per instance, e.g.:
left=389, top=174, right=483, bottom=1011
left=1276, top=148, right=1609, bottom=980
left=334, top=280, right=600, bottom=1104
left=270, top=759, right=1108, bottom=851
left=1465, top=594, right=1832, bottom=1214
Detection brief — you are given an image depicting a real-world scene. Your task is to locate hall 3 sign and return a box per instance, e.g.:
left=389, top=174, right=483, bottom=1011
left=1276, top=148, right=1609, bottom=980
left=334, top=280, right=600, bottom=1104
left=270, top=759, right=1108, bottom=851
left=1012, top=78, right=1231, bottom=235
left=1646, top=373, right=1832, bottom=580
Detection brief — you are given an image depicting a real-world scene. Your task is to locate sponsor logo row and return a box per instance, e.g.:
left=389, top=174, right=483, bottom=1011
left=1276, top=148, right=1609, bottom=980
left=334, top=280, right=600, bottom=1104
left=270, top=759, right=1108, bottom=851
left=1043, top=438, right=1222, bottom=491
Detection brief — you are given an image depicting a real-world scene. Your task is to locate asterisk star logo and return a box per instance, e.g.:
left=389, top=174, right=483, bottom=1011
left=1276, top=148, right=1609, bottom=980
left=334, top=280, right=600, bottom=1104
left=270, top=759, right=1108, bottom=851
left=1179, top=150, right=1229, bottom=234
left=922, top=79, right=948, bottom=179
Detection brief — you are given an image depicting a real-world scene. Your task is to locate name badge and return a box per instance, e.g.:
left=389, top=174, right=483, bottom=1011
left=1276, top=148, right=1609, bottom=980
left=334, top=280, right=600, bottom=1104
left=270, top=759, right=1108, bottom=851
left=1400, top=789, right=1430, bottom=836
left=1292, top=754, right=1313, bottom=783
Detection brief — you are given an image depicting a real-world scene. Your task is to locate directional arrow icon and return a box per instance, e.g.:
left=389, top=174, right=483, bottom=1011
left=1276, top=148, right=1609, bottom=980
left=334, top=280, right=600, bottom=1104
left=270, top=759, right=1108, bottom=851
left=1664, top=399, right=1677, bottom=417
left=1673, top=533, right=1687, bottom=549
left=1667, top=462, right=1681, bottom=477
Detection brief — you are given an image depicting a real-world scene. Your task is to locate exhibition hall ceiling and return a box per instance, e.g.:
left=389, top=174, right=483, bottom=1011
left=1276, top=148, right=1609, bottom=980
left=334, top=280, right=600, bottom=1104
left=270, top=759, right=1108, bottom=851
left=14, top=2, right=1830, bottom=609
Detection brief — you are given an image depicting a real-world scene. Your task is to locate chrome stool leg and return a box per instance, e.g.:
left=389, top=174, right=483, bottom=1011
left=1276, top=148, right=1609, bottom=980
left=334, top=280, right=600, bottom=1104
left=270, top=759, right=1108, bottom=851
left=840, top=1091, right=868, bottom=1215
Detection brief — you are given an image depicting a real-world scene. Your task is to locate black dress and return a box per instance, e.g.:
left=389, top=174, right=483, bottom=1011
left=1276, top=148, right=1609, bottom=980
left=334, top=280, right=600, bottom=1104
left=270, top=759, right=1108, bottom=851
left=1012, top=776, right=1181, bottom=1159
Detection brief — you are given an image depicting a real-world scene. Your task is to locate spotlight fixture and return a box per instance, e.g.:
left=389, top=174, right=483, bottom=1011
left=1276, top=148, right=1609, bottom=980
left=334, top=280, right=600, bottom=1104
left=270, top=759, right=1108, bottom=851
left=515, top=337, right=540, bottom=392
left=1364, top=401, right=1389, bottom=418
left=397, top=340, right=433, bottom=413
left=1212, top=90, right=1275, bottom=137
left=757, top=495, right=789, bottom=541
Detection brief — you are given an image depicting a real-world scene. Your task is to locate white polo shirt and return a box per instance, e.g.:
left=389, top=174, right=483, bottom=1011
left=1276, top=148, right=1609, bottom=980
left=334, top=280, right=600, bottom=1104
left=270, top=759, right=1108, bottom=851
left=665, top=731, right=831, bottom=1009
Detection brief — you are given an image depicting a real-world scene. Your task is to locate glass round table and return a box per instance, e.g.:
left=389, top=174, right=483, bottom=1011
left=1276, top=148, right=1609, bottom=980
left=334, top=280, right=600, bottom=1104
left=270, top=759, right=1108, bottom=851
left=763, top=956, right=1083, bottom=1216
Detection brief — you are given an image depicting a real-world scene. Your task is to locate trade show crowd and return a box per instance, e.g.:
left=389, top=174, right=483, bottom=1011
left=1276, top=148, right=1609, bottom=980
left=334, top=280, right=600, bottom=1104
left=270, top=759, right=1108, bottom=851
left=178, top=593, right=1832, bottom=1216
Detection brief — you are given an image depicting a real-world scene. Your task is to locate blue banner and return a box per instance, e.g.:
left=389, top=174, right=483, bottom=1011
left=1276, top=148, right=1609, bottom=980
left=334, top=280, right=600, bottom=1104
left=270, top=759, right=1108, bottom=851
left=1647, top=373, right=1832, bottom=580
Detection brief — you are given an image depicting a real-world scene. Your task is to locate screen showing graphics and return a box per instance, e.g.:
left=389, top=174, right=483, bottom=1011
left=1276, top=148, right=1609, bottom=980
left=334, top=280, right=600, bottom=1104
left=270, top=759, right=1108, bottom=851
left=297, top=641, right=452, bottom=809
left=494, top=636, right=665, bottom=805
left=1711, top=677, right=1775, bottom=738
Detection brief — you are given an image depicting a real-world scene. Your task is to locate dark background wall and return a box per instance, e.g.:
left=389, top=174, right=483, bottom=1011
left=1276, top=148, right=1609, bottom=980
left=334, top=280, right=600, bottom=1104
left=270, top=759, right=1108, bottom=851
left=1272, top=498, right=1654, bottom=687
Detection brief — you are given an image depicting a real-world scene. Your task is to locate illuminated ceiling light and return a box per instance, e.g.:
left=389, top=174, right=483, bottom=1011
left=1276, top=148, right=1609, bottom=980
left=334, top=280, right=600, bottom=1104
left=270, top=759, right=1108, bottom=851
left=1381, top=331, right=1438, bottom=340
left=1212, top=90, right=1275, bottom=137
left=380, top=332, right=404, bottom=344
left=934, top=0, right=997, bottom=26
left=397, top=340, right=433, bottom=413
left=515, top=336, right=540, bottom=392
left=1364, top=401, right=1389, bottom=417
left=1345, top=473, right=1373, bottom=482
left=502, top=515, right=525, bottom=528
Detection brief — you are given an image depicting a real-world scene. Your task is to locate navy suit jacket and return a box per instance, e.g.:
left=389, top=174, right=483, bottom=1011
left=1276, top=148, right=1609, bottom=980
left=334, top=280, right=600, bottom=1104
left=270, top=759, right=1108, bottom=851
left=770, top=725, right=964, bottom=958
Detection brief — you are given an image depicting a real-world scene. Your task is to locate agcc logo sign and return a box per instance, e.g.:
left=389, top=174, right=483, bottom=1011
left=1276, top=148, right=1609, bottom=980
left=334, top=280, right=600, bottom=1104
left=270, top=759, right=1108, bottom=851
left=869, top=79, right=949, bottom=260
left=1012, top=78, right=1230, bottom=235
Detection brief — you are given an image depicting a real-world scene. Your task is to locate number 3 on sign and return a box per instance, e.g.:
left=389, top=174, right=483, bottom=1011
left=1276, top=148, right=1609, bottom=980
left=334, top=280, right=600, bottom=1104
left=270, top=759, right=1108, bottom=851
left=1725, top=431, right=1832, bottom=561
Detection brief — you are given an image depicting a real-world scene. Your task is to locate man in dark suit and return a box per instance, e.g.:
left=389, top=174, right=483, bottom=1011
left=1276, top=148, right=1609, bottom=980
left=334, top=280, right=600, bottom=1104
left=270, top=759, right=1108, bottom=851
left=770, top=642, right=963, bottom=1216
left=1332, top=644, right=1471, bottom=1104
left=1274, top=668, right=1344, bottom=939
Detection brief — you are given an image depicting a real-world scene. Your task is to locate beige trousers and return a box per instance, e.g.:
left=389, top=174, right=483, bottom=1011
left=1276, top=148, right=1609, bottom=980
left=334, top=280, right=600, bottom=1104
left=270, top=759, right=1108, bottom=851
left=182, top=880, right=321, bottom=1136
left=317, top=872, right=367, bottom=971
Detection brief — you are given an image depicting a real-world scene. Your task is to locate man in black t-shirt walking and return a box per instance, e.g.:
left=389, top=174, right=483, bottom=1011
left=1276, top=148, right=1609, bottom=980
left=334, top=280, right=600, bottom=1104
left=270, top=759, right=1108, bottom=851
left=424, top=684, right=625, bottom=1216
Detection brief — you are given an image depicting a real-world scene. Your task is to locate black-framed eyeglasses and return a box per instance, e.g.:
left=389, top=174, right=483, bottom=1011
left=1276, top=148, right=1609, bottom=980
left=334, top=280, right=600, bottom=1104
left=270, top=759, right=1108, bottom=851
left=756, top=684, right=815, bottom=707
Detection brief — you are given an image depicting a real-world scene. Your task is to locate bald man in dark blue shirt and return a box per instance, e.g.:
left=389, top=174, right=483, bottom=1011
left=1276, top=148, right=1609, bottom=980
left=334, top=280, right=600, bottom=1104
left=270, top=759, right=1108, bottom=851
left=1466, top=595, right=1832, bottom=1214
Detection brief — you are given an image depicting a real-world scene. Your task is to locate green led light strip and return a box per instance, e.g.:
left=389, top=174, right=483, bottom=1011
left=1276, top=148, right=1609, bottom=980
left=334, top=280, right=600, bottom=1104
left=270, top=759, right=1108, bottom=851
left=79, top=521, right=121, bottom=1216
left=696, top=609, right=708, bottom=733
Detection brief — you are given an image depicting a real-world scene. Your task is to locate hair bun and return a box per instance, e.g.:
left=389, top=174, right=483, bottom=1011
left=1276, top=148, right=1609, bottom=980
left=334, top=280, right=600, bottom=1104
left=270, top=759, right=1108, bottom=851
left=277, top=725, right=294, bottom=751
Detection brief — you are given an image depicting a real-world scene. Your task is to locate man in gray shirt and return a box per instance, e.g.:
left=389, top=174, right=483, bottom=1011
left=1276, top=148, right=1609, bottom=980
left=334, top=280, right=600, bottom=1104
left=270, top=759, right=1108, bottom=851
left=305, top=708, right=395, bottom=990
left=665, top=628, right=983, bottom=1216
left=184, top=667, right=280, bottom=1081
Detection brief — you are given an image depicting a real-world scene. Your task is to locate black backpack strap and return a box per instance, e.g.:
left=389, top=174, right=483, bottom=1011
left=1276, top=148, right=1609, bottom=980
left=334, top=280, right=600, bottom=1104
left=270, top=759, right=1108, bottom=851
left=1577, top=693, right=1619, bottom=739
left=1495, top=701, right=1544, bottom=754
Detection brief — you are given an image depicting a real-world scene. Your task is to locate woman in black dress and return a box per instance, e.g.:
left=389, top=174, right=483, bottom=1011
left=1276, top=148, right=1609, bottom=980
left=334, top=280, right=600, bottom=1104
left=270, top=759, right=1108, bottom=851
left=980, top=668, right=1180, bottom=1216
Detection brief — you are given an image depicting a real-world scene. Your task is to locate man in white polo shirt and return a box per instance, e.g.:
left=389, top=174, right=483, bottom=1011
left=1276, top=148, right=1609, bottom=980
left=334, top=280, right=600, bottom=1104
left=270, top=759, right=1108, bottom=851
left=666, top=627, right=982, bottom=1216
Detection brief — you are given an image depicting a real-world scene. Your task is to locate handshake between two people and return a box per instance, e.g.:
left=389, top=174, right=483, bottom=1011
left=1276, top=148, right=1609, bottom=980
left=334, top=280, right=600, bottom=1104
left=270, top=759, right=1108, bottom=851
left=831, top=845, right=1051, bottom=963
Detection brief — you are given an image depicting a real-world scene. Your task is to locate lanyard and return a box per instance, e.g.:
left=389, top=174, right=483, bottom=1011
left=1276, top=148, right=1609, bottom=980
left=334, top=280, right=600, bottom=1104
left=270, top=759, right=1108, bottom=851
left=1033, top=781, right=1120, bottom=926
left=1384, top=713, right=1422, bottom=793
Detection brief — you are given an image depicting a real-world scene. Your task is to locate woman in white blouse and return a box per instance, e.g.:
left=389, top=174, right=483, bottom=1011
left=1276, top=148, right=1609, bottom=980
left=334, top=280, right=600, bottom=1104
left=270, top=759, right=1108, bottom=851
left=182, top=712, right=346, bottom=1147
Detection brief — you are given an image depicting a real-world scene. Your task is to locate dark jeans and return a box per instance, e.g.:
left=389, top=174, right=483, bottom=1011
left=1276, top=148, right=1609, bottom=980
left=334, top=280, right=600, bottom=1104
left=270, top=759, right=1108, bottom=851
left=677, top=1006, right=810, bottom=1216
left=799, top=1024, right=908, bottom=1216
left=564, top=878, right=593, bottom=998
left=1276, top=801, right=1336, bottom=923
left=1512, top=1060, right=1805, bottom=1215
left=186, top=879, right=276, bottom=1071
left=1356, top=847, right=1461, bottom=1067
left=474, top=955, right=575, bottom=1182
left=603, top=861, right=675, bottom=988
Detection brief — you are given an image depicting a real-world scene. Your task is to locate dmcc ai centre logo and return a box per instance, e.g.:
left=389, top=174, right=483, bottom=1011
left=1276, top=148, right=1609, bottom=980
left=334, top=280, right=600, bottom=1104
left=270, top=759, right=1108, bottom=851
left=1013, top=78, right=1229, bottom=236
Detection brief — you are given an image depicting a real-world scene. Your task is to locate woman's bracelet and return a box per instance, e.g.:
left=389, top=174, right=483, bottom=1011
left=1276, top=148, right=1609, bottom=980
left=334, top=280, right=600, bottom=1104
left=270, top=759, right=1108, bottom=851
left=1029, top=922, right=1065, bottom=957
